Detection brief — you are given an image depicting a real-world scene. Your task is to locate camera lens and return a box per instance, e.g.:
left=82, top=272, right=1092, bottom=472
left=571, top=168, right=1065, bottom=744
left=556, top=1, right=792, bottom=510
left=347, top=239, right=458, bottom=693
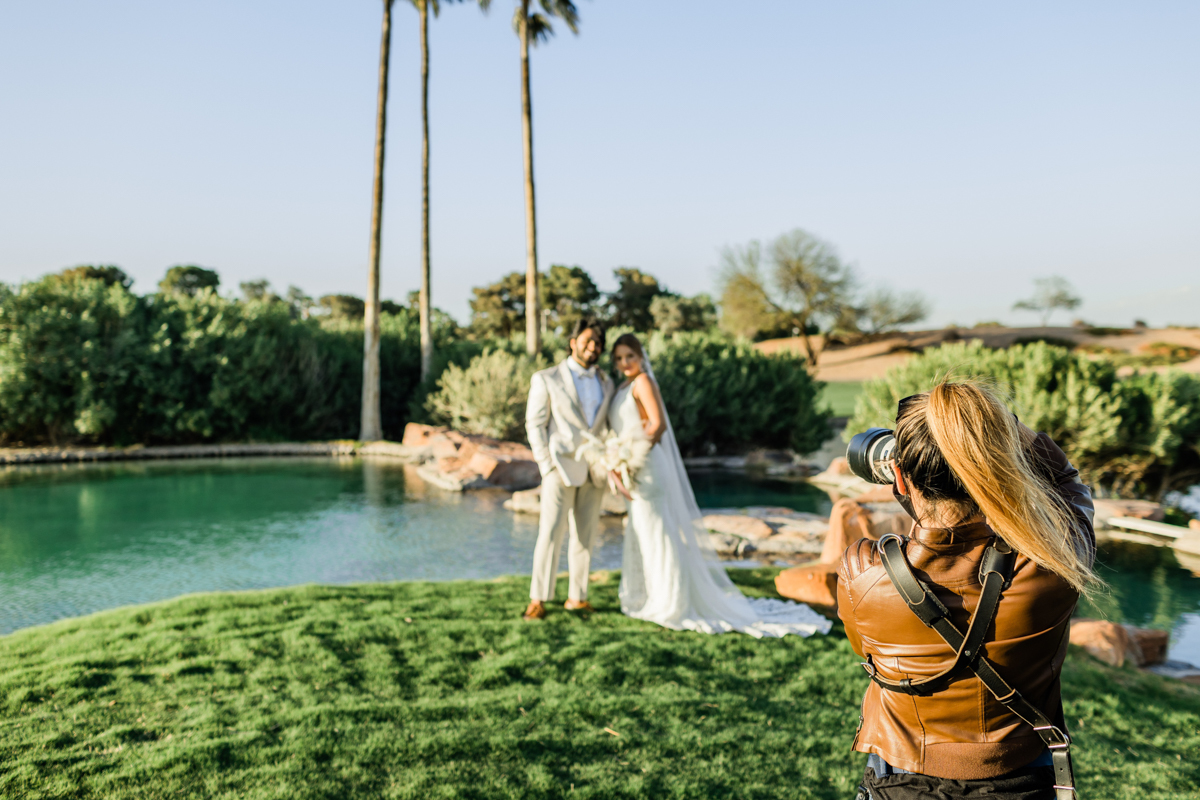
left=846, top=428, right=897, bottom=484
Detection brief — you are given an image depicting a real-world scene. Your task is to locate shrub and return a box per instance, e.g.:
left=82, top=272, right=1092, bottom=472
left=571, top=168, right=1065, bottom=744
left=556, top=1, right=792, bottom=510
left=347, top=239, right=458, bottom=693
left=0, top=275, right=438, bottom=445
left=646, top=331, right=830, bottom=456
left=424, top=349, right=548, bottom=441
left=847, top=341, right=1200, bottom=497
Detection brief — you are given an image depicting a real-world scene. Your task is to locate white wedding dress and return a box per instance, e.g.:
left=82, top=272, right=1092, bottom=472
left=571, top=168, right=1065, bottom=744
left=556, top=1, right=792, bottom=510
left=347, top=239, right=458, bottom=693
left=609, top=378, right=832, bottom=638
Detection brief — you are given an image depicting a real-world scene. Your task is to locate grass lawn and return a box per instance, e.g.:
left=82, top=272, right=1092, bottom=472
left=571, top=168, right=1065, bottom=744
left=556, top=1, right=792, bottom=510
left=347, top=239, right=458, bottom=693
left=819, top=382, right=863, bottom=418
left=2, top=569, right=1198, bottom=799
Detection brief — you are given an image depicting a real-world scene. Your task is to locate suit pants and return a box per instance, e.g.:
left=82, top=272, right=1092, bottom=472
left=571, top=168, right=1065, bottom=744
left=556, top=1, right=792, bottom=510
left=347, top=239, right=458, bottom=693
left=530, top=470, right=605, bottom=602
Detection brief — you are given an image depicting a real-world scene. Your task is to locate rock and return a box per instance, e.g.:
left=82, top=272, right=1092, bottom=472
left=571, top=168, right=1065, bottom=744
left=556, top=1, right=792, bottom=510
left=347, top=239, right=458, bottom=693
left=416, top=463, right=492, bottom=492
left=1144, top=660, right=1200, bottom=685
left=709, top=533, right=755, bottom=557
left=503, top=485, right=628, bottom=516
left=1069, top=619, right=1134, bottom=667
left=357, top=441, right=423, bottom=461
left=754, top=536, right=824, bottom=557
left=1092, top=499, right=1165, bottom=526
left=1126, top=626, right=1170, bottom=667
left=466, top=451, right=541, bottom=490
left=774, top=562, right=839, bottom=608
left=1171, top=529, right=1200, bottom=557
left=505, top=487, right=542, bottom=514
left=1191, top=519, right=1200, bottom=531
left=827, top=457, right=853, bottom=476
left=701, top=514, right=775, bottom=540
left=401, top=423, right=449, bottom=449
left=819, top=498, right=877, bottom=564
left=769, top=518, right=830, bottom=538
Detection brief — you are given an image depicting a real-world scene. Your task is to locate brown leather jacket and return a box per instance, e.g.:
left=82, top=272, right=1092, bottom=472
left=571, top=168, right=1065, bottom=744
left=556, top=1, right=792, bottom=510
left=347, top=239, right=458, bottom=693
left=836, top=433, right=1096, bottom=780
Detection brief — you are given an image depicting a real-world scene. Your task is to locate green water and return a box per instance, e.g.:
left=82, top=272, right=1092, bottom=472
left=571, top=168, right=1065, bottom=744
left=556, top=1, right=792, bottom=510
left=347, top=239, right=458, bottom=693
left=0, top=457, right=1197, bottom=665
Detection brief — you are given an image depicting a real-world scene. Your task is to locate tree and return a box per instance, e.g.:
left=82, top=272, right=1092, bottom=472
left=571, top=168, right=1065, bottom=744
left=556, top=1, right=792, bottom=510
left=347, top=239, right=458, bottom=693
left=469, top=272, right=527, bottom=339
left=482, top=0, right=580, bottom=354
left=718, top=229, right=856, bottom=367
left=860, top=287, right=931, bottom=334
left=650, top=293, right=717, bottom=336
left=1013, top=276, right=1082, bottom=326
left=239, top=279, right=273, bottom=302
left=408, top=1, right=463, bottom=381
left=362, top=0, right=396, bottom=441
left=285, top=286, right=314, bottom=318
left=608, top=267, right=670, bottom=332
left=319, top=294, right=366, bottom=320
left=468, top=264, right=598, bottom=339
left=159, top=266, right=220, bottom=297
left=57, top=265, right=133, bottom=290
left=542, top=264, right=601, bottom=335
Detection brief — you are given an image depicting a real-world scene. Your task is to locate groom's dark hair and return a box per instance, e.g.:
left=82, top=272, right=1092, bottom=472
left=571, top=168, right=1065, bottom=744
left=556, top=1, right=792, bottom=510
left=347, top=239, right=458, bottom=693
left=571, top=318, right=606, bottom=349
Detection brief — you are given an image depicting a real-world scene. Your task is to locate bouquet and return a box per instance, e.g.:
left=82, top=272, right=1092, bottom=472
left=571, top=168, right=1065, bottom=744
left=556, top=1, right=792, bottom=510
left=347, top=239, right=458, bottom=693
left=574, top=429, right=652, bottom=500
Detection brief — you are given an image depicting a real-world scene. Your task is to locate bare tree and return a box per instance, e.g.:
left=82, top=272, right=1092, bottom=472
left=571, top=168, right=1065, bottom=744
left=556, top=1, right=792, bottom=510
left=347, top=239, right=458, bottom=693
left=718, top=229, right=856, bottom=367
left=1013, top=276, right=1082, bottom=326
left=861, top=287, right=931, bottom=334
left=361, top=0, right=395, bottom=441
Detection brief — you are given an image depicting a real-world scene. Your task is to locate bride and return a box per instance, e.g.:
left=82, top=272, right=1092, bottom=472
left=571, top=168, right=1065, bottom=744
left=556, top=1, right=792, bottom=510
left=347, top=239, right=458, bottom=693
left=607, top=333, right=831, bottom=638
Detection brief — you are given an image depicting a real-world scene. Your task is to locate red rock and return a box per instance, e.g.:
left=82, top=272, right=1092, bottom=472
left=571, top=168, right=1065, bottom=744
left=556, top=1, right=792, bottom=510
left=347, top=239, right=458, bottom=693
left=827, top=457, right=853, bottom=476
left=1124, top=625, right=1170, bottom=667
left=774, top=562, right=839, bottom=608
left=819, top=498, right=876, bottom=564
left=401, top=423, right=449, bottom=448
left=1069, top=619, right=1133, bottom=667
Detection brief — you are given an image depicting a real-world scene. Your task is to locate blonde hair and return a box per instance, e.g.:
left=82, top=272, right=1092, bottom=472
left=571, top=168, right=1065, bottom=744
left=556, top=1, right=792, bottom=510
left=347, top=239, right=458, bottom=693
left=896, top=381, right=1097, bottom=596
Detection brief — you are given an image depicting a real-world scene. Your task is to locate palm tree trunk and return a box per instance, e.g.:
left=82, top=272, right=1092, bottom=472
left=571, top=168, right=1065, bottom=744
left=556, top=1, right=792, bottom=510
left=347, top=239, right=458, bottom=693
left=519, top=0, right=540, bottom=355
left=361, top=0, right=394, bottom=442
left=418, top=0, right=433, bottom=380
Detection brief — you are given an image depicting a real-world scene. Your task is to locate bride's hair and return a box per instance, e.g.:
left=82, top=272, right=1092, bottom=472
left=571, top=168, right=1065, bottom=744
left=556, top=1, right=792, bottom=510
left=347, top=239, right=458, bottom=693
left=611, top=333, right=646, bottom=364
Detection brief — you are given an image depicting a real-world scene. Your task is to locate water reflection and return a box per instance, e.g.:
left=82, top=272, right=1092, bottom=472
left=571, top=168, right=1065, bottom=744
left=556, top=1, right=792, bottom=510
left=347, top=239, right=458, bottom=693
left=1079, top=539, right=1200, bottom=664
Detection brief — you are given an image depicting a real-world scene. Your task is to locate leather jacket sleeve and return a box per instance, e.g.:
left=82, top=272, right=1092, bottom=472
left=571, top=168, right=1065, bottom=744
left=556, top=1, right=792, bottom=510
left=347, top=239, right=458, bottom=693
left=1029, top=432, right=1097, bottom=567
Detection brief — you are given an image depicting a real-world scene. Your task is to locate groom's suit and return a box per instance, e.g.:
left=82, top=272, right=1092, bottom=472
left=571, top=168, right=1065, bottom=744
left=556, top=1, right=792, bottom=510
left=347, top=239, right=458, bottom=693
left=526, top=358, right=615, bottom=603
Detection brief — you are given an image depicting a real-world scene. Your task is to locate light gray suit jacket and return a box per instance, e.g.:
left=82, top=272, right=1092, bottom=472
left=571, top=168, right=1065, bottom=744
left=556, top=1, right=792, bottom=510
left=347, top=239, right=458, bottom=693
left=526, top=360, right=615, bottom=487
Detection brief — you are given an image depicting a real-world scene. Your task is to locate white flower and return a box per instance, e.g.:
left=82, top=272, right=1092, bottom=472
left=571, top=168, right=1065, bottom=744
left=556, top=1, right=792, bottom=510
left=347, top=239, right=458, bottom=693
left=574, top=429, right=652, bottom=494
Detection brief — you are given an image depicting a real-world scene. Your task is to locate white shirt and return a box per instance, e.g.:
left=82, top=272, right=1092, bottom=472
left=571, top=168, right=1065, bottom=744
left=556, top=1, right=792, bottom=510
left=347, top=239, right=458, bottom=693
left=566, top=356, right=603, bottom=427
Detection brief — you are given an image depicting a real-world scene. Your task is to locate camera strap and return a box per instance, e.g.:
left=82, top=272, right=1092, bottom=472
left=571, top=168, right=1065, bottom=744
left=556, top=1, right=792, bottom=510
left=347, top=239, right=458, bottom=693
left=863, top=533, right=1078, bottom=800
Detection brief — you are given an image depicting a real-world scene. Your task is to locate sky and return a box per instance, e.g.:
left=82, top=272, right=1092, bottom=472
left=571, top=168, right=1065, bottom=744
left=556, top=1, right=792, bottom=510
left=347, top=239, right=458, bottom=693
left=1, top=1, right=1198, bottom=327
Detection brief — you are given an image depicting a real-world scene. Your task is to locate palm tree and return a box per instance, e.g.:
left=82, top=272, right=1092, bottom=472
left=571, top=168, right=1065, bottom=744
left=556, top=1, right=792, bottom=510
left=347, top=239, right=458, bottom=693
left=410, top=0, right=460, bottom=380
left=480, top=0, right=580, bottom=354
left=361, top=0, right=396, bottom=442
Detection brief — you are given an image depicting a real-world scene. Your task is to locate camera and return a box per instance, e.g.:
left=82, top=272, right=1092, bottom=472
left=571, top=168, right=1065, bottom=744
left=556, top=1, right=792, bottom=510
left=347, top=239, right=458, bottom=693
left=846, top=427, right=897, bottom=485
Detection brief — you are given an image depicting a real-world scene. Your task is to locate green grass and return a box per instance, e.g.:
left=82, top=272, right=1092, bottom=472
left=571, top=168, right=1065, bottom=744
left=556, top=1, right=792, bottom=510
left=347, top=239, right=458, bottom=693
left=819, top=381, right=863, bottom=417
left=2, top=569, right=1198, bottom=799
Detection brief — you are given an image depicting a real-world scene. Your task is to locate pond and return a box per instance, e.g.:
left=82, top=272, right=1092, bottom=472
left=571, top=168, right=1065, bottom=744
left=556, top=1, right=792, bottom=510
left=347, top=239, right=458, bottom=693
left=1, top=457, right=1198, bottom=665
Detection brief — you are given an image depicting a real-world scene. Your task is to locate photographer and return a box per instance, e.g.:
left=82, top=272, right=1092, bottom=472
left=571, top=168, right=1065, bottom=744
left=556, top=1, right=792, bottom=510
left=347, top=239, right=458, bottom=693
left=838, top=381, right=1098, bottom=800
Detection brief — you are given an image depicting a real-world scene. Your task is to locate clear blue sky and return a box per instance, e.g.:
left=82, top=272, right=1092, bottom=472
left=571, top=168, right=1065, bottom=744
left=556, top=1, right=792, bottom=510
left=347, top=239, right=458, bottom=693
left=2, top=1, right=1197, bottom=327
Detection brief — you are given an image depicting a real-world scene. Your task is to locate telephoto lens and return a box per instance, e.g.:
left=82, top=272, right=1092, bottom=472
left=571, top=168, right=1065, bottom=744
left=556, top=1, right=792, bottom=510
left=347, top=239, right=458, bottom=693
left=846, top=427, right=898, bottom=484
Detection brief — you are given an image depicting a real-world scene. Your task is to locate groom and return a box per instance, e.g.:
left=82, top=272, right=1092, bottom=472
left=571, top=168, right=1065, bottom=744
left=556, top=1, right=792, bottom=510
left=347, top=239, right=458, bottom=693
left=522, top=319, right=615, bottom=621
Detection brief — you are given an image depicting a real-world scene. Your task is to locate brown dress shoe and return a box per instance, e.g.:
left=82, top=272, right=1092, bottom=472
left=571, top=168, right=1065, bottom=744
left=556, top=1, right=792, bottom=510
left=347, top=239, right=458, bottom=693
left=563, top=599, right=594, bottom=612
left=522, top=601, right=546, bottom=621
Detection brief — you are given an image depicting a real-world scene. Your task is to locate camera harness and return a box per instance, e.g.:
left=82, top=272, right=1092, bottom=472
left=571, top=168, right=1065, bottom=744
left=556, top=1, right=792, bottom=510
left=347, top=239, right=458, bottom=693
left=862, top=532, right=1078, bottom=800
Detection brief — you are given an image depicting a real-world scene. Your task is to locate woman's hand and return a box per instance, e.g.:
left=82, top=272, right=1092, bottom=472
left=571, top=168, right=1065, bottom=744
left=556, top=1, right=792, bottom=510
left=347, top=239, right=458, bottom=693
left=609, top=469, right=632, bottom=500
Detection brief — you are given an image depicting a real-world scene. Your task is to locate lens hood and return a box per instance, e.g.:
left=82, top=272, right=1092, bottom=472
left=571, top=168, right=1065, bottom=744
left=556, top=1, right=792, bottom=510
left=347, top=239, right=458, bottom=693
left=846, top=427, right=897, bottom=484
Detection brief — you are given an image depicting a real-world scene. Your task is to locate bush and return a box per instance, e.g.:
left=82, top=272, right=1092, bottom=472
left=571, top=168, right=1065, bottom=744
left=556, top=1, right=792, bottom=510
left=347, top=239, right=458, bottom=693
left=0, top=275, right=440, bottom=445
left=646, top=331, right=830, bottom=456
left=846, top=341, right=1200, bottom=497
left=424, top=349, right=548, bottom=441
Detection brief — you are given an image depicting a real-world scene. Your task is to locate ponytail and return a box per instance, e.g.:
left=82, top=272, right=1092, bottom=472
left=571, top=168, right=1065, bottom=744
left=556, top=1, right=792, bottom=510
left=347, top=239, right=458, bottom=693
left=897, top=381, right=1097, bottom=596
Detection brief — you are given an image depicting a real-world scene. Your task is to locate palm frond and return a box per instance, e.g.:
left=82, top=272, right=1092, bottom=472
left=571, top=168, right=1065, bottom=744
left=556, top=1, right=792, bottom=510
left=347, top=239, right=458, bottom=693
left=539, top=0, right=579, bottom=34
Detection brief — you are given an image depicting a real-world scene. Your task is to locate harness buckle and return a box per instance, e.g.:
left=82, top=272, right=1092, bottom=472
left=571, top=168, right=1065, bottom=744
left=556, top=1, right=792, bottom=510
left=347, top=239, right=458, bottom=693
left=1034, top=725, right=1072, bottom=748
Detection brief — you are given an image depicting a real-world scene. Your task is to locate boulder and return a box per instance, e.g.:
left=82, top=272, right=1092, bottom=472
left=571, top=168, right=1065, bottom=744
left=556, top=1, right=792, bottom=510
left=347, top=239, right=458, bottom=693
left=503, top=485, right=628, bottom=516
left=1069, top=619, right=1132, bottom=667
left=754, top=536, right=824, bottom=557
left=701, top=514, right=775, bottom=540
left=710, top=533, right=755, bottom=557
left=466, top=451, right=541, bottom=490
left=1145, top=660, right=1200, bottom=685
left=774, top=562, right=839, bottom=608
left=401, top=423, right=449, bottom=449
left=1191, top=519, right=1200, bottom=532
left=1067, top=618, right=1166, bottom=668
left=1092, top=499, right=1165, bottom=525
left=827, top=457, right=853, bottom=476
left=1127, top=626, right=1170, bottom=667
